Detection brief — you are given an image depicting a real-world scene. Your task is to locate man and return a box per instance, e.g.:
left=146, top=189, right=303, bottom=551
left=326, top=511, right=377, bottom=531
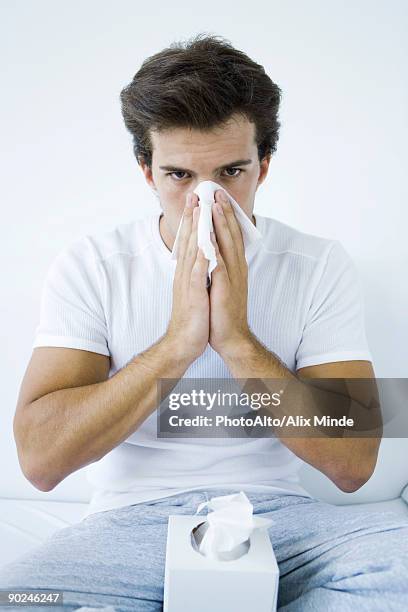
left=1, top=34, right=407, bottom=611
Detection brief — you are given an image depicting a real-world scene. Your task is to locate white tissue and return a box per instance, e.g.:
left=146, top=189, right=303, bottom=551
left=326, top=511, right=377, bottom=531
left=171, top=180, right=263, bottom=283
left=193, top=491, right=273, bottom=561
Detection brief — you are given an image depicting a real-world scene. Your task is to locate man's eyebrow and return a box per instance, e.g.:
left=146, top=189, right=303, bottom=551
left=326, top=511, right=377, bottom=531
left=159, top=159, right=253, bottom=173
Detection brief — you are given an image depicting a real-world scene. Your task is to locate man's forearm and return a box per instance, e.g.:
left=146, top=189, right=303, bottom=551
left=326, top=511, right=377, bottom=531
left=219, top=334, right=381, bottom=492
left=16, top=335, right=193, bottom=490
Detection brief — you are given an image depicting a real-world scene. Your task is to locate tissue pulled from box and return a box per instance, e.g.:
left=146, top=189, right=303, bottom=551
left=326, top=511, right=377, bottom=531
left=193, top=491, right=273, bottom=561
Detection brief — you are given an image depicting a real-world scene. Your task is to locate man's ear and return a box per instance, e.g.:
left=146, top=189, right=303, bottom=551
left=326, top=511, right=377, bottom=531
left=256, top=154, right=271, bottom=188
left=139, top=158, right=156, bottom=191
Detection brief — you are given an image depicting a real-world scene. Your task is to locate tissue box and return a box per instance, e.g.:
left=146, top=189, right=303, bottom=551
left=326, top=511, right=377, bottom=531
left=164, top=515, right=279, bottom=612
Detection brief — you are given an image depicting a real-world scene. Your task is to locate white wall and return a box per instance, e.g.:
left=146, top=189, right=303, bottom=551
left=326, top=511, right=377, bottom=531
left=1, top=0, right=407, bottom=502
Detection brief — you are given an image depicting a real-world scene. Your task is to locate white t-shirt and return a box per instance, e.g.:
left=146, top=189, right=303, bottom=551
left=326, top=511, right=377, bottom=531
left=33, top=212, right=373, bottom=517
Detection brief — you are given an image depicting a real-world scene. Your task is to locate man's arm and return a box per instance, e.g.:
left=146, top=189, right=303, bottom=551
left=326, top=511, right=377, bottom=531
left=15, top=193, right=209, bottom=492
left=14, top=338, right=193, bottom=492
left=219, top=335, right=381, bottom=493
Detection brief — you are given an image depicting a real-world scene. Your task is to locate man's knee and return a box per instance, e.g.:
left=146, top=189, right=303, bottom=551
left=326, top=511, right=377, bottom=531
left=329, top=520, right=408, bottom=590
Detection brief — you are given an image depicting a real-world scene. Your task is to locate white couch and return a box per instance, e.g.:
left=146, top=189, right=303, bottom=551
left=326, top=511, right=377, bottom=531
left=1, top=437, right=407, bottom=570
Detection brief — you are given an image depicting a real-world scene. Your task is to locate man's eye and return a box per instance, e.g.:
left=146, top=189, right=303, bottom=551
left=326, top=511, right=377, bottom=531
left=168, top=171, right=189, bottom=181
left=222, top=168, right=242, bottom=177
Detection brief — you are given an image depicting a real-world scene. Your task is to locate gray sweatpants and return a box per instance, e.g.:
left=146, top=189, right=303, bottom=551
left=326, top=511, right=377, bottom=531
left=0, top=487, right=407, bottom=611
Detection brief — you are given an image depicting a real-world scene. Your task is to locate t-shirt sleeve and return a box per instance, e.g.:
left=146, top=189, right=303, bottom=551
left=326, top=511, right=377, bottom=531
left=295, top=240, right=373, bottom=370
left=32, top=238, right=110, bottom=356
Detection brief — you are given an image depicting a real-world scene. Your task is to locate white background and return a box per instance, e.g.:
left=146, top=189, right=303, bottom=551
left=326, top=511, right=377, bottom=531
left=1, top=1, right=407, bottom=501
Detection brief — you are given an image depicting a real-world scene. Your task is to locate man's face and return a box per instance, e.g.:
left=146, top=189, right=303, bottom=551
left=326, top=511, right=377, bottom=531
left=140, top=113, right=270, bottom=240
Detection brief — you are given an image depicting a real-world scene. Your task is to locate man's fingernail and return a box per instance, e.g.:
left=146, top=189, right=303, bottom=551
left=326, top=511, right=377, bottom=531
left=218, top=191, right=228, bottom=203
left=216, top=203, right=224, bottom=215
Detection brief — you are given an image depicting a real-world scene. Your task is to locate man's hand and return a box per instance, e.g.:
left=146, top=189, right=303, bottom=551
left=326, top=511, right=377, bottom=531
left=166, top=192, right=210, bottom=361
left=208, top=189, right=252, bottom=356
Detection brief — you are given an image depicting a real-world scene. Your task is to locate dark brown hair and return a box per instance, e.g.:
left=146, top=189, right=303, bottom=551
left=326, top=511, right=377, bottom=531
left=120, top=33, right=282, bottom=168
